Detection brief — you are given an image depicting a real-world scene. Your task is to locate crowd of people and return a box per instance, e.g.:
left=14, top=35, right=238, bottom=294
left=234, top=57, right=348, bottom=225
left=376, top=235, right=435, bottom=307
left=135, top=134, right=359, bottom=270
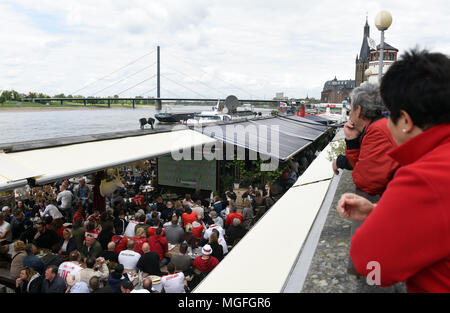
left=0, top=172, right=277, bottom=293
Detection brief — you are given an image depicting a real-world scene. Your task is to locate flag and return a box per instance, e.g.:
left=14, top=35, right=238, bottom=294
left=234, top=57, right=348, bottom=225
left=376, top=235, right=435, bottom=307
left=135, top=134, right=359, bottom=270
left=278, top=101, right=287, bottom=107
left=367, top=36, right=377, bottom=50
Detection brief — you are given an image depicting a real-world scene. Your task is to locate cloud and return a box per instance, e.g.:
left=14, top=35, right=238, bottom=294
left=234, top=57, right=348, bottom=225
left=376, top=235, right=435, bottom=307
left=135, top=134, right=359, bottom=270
left=1, top=0, right=449, bottom=99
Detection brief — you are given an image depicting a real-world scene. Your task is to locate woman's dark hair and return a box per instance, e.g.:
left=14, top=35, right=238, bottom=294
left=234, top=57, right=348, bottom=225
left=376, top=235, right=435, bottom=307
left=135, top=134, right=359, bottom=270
left=381, top=49, right=450, bottom=130
left=102, top=221, right=114, bottom=233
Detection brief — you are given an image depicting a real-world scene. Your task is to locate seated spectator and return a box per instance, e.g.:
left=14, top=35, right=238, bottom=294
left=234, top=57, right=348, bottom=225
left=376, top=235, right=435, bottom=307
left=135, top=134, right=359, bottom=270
left=59, top=228, right=77, bottom=256
left=209, top=211, right=223, bottom=229
left=147, top=218, right=165, bottom=238
left=133, top=227, right=148, bottom=255
left=118, top=240, right=141, bottom=271
left=211, top=196, right=222, bottom=215
left=19, top=220, right=36, bottom=245
left=164, top=214, right=184, bottom=244
left=23, top=243, right=45, bottom=275
left=84, top=220, right=99, bottom=241
left=131, top=191, right=145, bottom=208
left=101, top=241, right=119, bottom=264
left=181, top=224, right=197, bottom=250
left=41, top=243, right=65, bottom=268
left=136, top=277, right=156, bottom=293
left=69, top=281, right=90, bottom=293
left=225, top=218, right=247, bottom=247
left=136, top=243, right=161, bottom=276
left=225, top=205, right=244, bottom=228
left=113, top=210, right=128, bottom=236
left=208, top=231, right=224, bottom=262
left=161, top=201, right=175, bottom=223
left=170, top=242, right=193, bottom=275
left=15, top=267, right=43, bottom=294
left=91, top=275, right=115, bottom=293
left=192, top=203, right=204, bottom=220
left=134, top=214, right=150, bottom=238
left=107, top=264, right=130, bottom=293
left=40, top=200, right=63, bottom=221
left=212, top=229, right=229, bottom=256
left=98, top=221, right=115, bottom=251
left=72, top=203, right=85, bottom=224
left=192, top=244, right=219, bottom=274
left=182, top=194, right=194, bottom=210
left=242, top=198, right=254, bottom=230
left=41, top=265, right=66, bottom=293
left=76, top=256, right=109, bottom=288
left=10, top=241, right=27, bottom=279
left=148, top=227, right=169, bottom=267
left=191, top=216, right=205, bottom=241
left=161, top=263, right=186, bottom=293
left=123, top=213, right=141, bottom=238
left=111, top=234, right=128, bottom=254
left=33, top=221, right=59, bottom=250
left=81, top=234, right=103, bottom=261
left=58, top=250, right=84, bottom=285
left=10, top=209, right=25, bottom=240
left=71, top=218, right=85, bottom=251
left=120, top=280, right=135, bottom=293
left=182, top=207, right=197, bottom=227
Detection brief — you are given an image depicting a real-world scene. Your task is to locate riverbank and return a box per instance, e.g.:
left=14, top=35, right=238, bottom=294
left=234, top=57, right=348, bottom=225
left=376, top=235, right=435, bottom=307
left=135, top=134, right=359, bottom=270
left=0, top=104, right=155, bottom=112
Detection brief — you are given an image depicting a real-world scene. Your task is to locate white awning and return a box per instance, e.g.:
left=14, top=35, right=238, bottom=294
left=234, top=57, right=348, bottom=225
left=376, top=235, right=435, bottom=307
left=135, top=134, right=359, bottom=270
left=0, top=129, right=217, bottom=191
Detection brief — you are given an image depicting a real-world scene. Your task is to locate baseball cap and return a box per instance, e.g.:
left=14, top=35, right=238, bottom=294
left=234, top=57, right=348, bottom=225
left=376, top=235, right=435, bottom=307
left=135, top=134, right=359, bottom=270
left=2, top=206, right=9, bottom=212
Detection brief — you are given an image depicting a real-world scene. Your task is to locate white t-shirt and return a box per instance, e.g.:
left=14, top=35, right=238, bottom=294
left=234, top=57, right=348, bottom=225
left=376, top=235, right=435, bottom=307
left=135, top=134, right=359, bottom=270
left=161, top=272, right=185, bottom=293
left=130, top=288, right=150, bottom=293
left=124, top=220, right=139, bottom=238
left=118, top=249, right=141, bottom=270
left=41, top=204, right=63, bottom=220
left=0, top=221, right=12, bottom=242
left=57, top=190, right=73, bottom=209
left=218, top=237, right=228, bottom=255
left=58, top=261, right=84, bottom=285
left=203, top=224, right=225, bottom=240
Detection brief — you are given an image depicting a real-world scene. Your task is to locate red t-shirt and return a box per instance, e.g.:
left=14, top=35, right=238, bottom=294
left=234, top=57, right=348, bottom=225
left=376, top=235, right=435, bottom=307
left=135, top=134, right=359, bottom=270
left=132, top=237, right=148, bottom=255
left=193, top=256, right=219, bottom=273
left=225, top=212, right=244, bottom=227
left=148, top=235, right=168, bottom=261
left=132, top=195, right=145, bottom=207
left=147, top=226, right=165, bottom=238
left=191, top=222, right=204, bottom=240
left=182, top=212, right=197, bottom=227
left=73, top=212, right=84, bottom=224
left=111, top=235, right=128, bottom=253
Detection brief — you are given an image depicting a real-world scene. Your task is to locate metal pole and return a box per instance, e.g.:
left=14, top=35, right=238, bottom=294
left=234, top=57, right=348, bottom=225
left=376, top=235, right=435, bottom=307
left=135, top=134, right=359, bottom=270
left=156, top=46, right=162, bottom=111
left=378, top=30, right=385, bottom=83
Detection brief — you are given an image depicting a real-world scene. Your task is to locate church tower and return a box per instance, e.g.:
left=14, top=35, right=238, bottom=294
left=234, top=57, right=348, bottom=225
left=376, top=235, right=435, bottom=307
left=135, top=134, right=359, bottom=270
left=355, top=17, right=371, bottom=87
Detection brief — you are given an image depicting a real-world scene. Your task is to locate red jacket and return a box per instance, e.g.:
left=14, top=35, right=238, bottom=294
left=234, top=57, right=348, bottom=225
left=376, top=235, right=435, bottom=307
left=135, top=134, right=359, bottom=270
left=111, top=235, right=128, bottom=253
left=225, top=212, right=244, bottom=227
left=351, top=124, right=450, bottom=292
left=345, top=118, right=399, bottom=195
left=148, top=235, right=168, bottom=261
left=182, top=212, right=197, bottom=227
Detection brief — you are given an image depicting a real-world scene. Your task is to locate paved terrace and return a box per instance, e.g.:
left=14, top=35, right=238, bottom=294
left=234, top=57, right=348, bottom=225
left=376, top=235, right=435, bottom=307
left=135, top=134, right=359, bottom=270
left=301, top=169, right=407, bottom=293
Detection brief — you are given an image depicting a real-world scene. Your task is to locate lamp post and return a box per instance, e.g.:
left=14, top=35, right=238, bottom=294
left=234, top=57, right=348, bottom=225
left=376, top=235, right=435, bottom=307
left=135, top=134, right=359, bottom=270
left=375, top=10, right=393, bottom=83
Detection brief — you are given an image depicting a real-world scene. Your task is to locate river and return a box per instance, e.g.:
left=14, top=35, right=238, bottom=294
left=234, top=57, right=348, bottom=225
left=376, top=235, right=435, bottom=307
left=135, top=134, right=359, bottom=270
left=0, top=105, right=273, bottom=144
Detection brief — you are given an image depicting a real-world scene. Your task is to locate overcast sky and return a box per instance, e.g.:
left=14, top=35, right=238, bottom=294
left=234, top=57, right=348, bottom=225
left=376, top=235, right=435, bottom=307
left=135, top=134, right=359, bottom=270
left=1, top=0, right=449, bottom=99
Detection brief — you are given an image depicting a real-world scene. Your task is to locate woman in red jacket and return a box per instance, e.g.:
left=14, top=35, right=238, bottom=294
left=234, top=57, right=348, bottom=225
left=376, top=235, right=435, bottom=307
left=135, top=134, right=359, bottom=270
left=333, top=81, right=400, bottom=275
left=337, top=49, right=450, bottom=292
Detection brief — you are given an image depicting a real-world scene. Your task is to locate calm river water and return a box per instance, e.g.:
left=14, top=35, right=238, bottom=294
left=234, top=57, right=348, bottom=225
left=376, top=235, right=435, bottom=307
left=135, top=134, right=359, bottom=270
left=0, top=105, right=272, bottom=144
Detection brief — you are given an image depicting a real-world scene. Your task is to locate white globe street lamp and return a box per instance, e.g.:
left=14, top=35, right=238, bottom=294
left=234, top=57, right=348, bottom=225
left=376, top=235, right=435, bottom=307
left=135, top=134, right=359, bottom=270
left=375, top=10, right=393, bottom=83
left=364, top=69, right=372, bottom=82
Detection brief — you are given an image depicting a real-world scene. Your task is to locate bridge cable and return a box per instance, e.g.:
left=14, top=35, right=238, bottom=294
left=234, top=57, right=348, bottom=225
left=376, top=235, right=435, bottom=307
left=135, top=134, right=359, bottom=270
left=116, top=74, right=157, bottom=96
left=71, top=49, right=157, bottom=95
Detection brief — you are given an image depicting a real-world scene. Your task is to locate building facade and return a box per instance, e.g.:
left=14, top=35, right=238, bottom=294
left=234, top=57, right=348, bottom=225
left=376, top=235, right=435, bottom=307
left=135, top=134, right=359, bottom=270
left=366, top=43, right=398, bottom=84
left=320, top=77, right=355, bottom=103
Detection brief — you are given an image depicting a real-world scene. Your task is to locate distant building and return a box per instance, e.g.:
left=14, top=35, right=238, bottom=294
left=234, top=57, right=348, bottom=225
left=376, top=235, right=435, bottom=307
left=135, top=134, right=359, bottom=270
left=355, top=16, right=399, bottom=85
left=355, top=17, right=371, bottom=87
left=366, top=43, right=399, bottom=84
left=320, top=77, right=355, bottom=103
left=275, top=92, right=288, bottom=100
